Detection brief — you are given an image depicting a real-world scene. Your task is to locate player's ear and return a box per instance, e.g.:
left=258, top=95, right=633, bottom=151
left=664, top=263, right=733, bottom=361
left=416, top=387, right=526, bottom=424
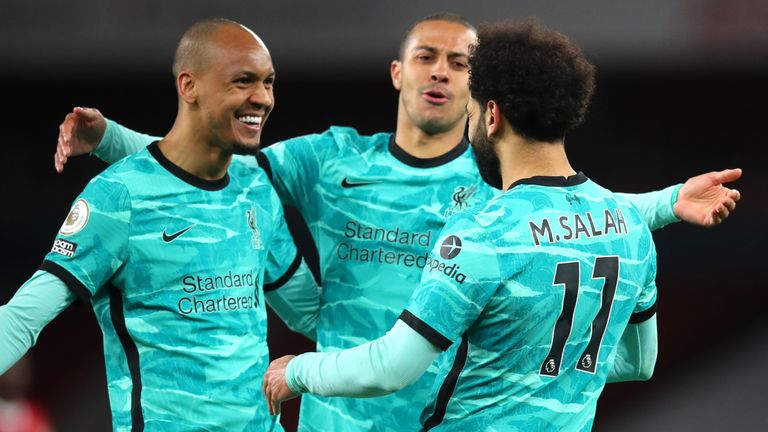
left=178, top=71, right=198, bottom=103
left=485, top=100, right=503, bottom=138
left=391, top=60, right=403, bottom=91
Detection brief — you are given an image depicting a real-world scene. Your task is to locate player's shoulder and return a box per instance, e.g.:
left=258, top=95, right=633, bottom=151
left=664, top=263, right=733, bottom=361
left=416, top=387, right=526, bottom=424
left=275, top=126, right=387, bottom=147
left=86, top=147, right=155, bottom=192
left=587, top=180, right=649, bottom=225
left=325, top=126, right=391, bottom=154
left=265, top=126, right=391, bottom=162
left=584, top=179, right=655, bottom=251
left=76, top=163, right=136, bottom=210
left=97, top=145, right=155, bottom=177
left=469, top=174, right=620, bottom=235
left=474, top=186, right=537, bottom=226
left=309, top=126, right=389, bottom=148
left=443, top=201, right=500, bottom=243
left=327, top=125, right=388, bottom=140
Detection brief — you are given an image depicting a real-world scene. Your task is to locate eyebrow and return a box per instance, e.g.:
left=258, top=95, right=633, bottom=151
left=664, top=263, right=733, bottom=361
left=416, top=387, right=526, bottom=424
left=411, top=45, right=469, bottom=60
left=236, top=70, right=276, bottom=80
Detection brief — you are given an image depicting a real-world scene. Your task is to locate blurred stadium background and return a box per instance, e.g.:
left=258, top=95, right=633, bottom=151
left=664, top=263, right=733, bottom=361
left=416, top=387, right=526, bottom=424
left=1, top=1, right=765, bottom=430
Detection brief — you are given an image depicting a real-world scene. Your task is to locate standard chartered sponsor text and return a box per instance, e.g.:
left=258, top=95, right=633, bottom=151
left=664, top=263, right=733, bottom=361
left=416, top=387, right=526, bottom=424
left=177, top=270, right=259, bottom=315
left=338, top=221, right=433, bottom=267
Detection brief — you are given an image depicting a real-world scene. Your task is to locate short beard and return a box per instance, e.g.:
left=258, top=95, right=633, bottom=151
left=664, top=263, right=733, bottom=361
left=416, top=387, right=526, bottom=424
left=470, top=120, right=503, bottom=190
left=231, top=142, right=261, bottom=156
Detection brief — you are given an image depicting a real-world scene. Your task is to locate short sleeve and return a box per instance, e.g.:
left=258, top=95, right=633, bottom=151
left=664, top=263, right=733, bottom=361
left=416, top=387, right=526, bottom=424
left=40, top=176, right=130, bottom=300
left=263, top=189, right=301, bottom=291
left=402, top=215, right=501, bottom=350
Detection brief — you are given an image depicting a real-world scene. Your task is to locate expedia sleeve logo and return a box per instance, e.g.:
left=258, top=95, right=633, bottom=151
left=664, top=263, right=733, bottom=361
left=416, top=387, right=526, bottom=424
left=425, top=235, right=467, bottom=284
left=439, top=235, right=463, bottom=259
left=59, top=199, right=90, bottom=236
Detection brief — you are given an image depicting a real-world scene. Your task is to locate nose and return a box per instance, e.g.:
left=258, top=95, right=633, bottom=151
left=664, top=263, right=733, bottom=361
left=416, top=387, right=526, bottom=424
left=430, top=58, right=449, bottom=83
left=249, top=83, right=273, bottom=109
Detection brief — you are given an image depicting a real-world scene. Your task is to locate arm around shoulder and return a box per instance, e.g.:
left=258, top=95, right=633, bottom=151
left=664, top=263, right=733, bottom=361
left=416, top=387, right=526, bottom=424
left=286, top=319, right=440, bottom=397
left=93, top=118, right=161, bottom=164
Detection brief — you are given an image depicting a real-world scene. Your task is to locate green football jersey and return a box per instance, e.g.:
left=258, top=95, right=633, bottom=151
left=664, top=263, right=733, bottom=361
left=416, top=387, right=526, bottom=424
left=263, top=127, right=496, bottom=432
left=403, top=173, right=657, bottom=431
left=94, top=121, right=678, bottom=431
left=42, top=143, right=300, bottom=431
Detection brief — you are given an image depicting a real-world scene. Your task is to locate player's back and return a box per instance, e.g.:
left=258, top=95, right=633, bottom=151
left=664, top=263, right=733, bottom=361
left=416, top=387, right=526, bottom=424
left=420, top=173, right=657, bottom=431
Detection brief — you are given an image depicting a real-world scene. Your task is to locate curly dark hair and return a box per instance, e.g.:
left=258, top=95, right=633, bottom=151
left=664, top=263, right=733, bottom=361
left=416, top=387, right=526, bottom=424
left=469, top=18, right=595, bottom=142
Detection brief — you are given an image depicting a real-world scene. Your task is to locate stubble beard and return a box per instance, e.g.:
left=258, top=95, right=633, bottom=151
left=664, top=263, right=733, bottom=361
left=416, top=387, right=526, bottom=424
left=231, top=141, right=261, bottom=156
left=470, top=120, right=504, bottom=190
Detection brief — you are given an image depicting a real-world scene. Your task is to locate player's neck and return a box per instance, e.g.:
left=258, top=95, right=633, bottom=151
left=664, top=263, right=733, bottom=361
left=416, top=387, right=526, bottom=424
left=497, top=135, right=575, bottom=190
left=159, top=123, right=232, bottom=181
left=394, top=116, right=467, bottom=159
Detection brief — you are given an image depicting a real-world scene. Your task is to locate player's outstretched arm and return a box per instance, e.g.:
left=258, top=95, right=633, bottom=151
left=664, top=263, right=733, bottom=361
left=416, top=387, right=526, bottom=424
left=673, top=168, right=741, bottom=227
left=618, top=168, right=741, bottom=231
left=55, top=107, right=159, bottom=172
left=263, top=319, right=439, bottom=415
left=607, top=316, right=658, bottom=383
left=0, top=271, right=75, bottom=373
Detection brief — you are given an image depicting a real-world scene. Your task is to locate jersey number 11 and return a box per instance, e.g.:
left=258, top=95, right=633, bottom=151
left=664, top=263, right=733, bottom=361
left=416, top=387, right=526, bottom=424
left=539, top=256, right=619, bottom=377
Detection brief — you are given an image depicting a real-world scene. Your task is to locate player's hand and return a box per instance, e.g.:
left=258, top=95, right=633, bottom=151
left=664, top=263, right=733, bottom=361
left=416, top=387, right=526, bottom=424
left=55, top=107, right=107, bottom=173
left=673, top=168, right=742, bottom=226
left=263, top=355, right=298, bottom=416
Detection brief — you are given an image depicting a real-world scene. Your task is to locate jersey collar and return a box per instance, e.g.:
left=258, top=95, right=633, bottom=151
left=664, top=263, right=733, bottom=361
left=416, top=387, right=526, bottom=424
left=388, top=135, right=469, bottom=168
left=508, top=172, right=588, bottom=190
left=148, top=142, right=230, bottom=191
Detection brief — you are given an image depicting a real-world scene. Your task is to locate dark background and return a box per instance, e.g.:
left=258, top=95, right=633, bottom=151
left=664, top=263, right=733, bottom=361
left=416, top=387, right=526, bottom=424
left=1, top=1, right=766, bottom=430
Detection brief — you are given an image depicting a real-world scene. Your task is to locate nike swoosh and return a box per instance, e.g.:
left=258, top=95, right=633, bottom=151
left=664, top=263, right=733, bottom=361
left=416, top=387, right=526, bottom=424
left=162, top=225, right=195, bottom=242
left=341, top=178, right=379, bottom=188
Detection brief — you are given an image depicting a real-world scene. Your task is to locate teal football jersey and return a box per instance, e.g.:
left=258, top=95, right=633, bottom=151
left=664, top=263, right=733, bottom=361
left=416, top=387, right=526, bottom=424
left=403, top=173, right=657, bottom=431
left=42, top=143, right=300, bottom=432
left=263, top=127, right=496, bottom=432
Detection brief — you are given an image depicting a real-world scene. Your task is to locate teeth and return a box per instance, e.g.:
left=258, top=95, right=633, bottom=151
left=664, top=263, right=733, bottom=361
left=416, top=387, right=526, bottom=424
left=238, top=115, right=262, bottom=125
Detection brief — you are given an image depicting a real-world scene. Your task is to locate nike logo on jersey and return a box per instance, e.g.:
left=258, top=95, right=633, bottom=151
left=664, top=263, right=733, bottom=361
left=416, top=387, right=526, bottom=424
left=162, top=224, right=195, bottom=242
left=341, top=177, right=379, bottom=188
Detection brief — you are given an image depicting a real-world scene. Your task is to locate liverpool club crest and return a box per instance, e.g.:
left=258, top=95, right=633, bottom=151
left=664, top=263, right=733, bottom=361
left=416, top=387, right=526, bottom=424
left=246, top=209, right=264, bottom=250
